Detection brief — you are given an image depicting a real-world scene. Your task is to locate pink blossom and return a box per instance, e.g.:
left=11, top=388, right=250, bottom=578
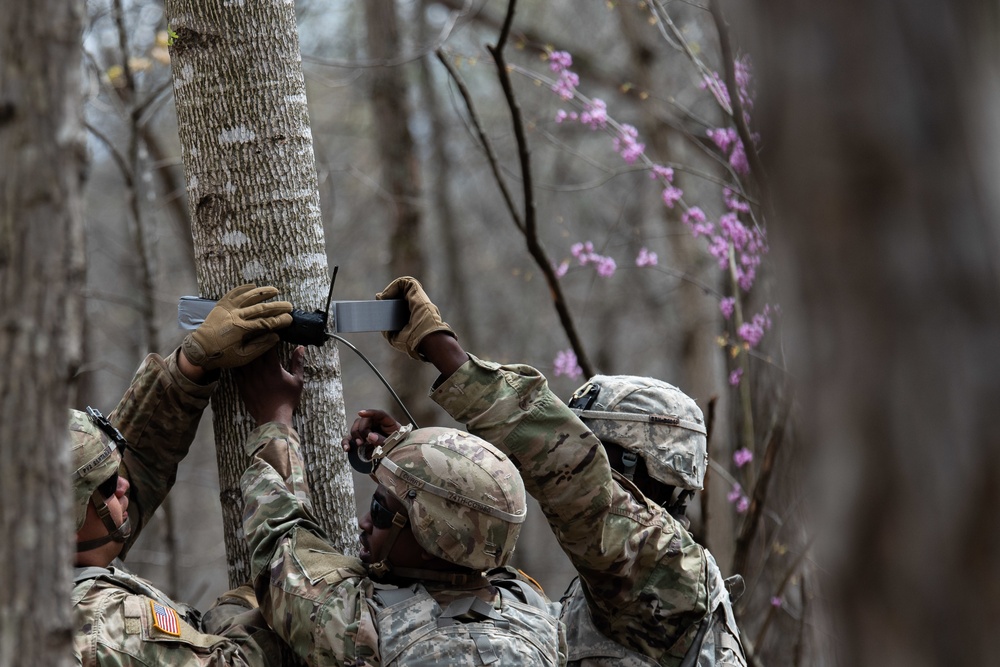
left=682, top=207, right=707, bottom=225
left=729, top=139, right=750, bottom=175
left=552, top=70, right=579, bottom=100
left=726, top=484, right=749, bottom=513
left=738, top=309, right=773, bottom=348
left=726, top=483, right=743, bottom=504
left=771, top=596, right=783, bottom=608
left=661, top=186, right=683, bottom=208
left=707, top=127, right=737, bottom=154
left=553, top=349, right=582, bottom=380
left=554, top=260, right=569, bottom=278
left=635, top=248, right=658, bottom=267
left=729, top=368, right=743, bottom=386
left=650, top=164, right=675, bottom=183
left=549, top=50, right=573, bottom=73
left=571, top=241, right=593, bottom=260
left=733, top=447, right=753, bottom=468
left=720, top=297, right=735, bottom=320
left=723, top=187, right=751, bottom=214
left=614, top=124, right=645, bottom=164
left=595, top=256, right=617, bottom=277
left=580, top=99, right=608, bottom=129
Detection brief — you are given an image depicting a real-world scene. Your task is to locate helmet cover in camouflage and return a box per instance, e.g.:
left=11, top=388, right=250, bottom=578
left=69, top=409, right=122, bottom=531
left=372, top=426, right=527, bottom=571
left=569, top=375, right=708, bottom=490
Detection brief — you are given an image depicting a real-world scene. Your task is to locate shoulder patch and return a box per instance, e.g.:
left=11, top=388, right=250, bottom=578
left=149, top=600, right=180, bottom=636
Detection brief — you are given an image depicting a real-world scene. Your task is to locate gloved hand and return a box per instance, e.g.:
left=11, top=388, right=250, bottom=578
left=182, top=284, right=293, bottom=370
left=376, top=277, right=455, bottom=360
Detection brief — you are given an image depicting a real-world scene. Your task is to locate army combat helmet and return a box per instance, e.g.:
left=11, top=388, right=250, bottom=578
left=568, top=375, right=708, bottom=491
left=364, top=425, right=526, bottom=580
left=70, top=407, right=132, bottom=552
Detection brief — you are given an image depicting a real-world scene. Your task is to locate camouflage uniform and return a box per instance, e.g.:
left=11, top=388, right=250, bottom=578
left=431, top=355, right=734, bottom=667
left=240, top=421, right=566, bottom=666
left=73, top=350, right=286, bottom=666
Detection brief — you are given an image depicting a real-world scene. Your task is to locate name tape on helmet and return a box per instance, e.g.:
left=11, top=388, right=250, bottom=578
left=74, top=441, right=118, bottom=479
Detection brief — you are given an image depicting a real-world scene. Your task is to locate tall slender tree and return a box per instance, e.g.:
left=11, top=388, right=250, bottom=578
left=0, top=1, right=87, bottom=665
left=163, top=0, right=356, bottom=586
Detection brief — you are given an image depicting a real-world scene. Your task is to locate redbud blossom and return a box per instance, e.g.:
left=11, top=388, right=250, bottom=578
left=635, top=248, right=658, bottom=267
left=733, top=447, right=753, bottom=468
left=553, top=349, right=582, bottom=380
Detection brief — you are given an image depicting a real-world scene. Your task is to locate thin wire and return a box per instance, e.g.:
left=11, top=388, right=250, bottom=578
left=330, top=333, right=419, bottom=428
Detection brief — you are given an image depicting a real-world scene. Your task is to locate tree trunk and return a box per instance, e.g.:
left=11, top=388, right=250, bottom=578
left=163, top=0, right=357, bottom=587
left=743, top=0, right=1000, bottom=664
left=0, top=0, right=86, bottom=665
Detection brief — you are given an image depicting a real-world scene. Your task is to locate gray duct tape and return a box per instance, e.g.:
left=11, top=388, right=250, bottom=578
left=177, top=296, right=408, bottom=333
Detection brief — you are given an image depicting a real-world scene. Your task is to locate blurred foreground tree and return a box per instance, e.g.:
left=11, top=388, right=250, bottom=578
left=163, top=0, right=356, bottom=587
left=742, top=0, right=1000, bottom=664
left=0, top=0, right=87, bottom=665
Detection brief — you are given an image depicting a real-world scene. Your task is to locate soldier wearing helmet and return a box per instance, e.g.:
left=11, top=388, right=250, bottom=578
left=375, top=277, right=747, bottom=667
left=236, top=347, right=565, bottom=666
left=72, top=284, right=295, bottom=666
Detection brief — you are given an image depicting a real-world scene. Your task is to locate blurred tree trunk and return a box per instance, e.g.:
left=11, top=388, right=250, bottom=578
left=0, top=0, right=86, bottom=664
left=163, top=0, right=357, bottom=587
left=744, top=0, right=1000, bottom=664
left=418, top=0, right=478, bottom=352
left=363, top=0, right=437, bottom=427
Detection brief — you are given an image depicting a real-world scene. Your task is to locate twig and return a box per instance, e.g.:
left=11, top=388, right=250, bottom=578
left=732, top=384, right=793, bottom=575
left=707, top=0, right=771, bottom=217
left=434, top=50, right=524, bottom=234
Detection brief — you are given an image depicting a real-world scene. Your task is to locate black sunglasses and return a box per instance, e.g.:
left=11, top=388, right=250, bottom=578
left=370, top=495, right=398, bottom=530
left=97, top=471, right=119, bottom=499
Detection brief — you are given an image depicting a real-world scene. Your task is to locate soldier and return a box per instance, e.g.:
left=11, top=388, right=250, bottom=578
left=370, top=276, right=748, bottom=667
left=235, top=346, right=566, bottom=666
left=73, top=284, right=294, bottom=666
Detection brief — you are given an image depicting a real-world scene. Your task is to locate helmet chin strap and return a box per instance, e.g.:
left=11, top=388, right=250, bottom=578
left=367, top=511, right=409, bottom=579
left=366, top=508, right=484, bottom=586
left=76, top=490, right=132, bottom=553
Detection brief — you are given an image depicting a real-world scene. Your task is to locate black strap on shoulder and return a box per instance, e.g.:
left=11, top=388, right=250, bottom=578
left=372, top=584, right=423, bottom=608
left=438, top=596, right=507, bottom=628
left=74, top=566, right=113, bottom=585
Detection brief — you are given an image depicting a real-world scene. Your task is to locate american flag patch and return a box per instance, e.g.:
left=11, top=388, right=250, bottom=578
left=150, top=601, right=180, bottom=636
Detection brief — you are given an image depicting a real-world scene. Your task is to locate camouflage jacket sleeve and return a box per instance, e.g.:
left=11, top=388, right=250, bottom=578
left=109, top=348, right=216, bottom=555
left=72, top=578, right=283, bottom=666
left=241, top=423, right=380, bottom=666
left=431, top=355, right=709, bottom=664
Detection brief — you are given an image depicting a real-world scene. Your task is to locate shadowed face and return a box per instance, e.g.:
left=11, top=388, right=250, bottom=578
left=75, top=473, right=130, bottom=567
left=358, top=485, right=425, bottom=568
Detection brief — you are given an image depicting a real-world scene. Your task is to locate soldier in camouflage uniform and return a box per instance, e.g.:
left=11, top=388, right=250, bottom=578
left=236, top=346, right=566, bottom=666
left=72, top=284, right=294, bottom=666
left=371, top=277, right=748, bottom=667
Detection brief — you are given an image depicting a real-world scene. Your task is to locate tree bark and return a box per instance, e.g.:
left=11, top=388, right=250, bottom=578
left=742, top=0, right=1000, bottom=664
left=0, top=0, right=86, bottom=665
left=164, top=0, right=357, bottom=587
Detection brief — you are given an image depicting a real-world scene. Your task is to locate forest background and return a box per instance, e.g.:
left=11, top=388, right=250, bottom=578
left=3, top=0, right=1000, bottom=666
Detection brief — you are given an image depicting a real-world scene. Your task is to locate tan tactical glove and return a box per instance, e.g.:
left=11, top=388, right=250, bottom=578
left=182, top=284, right=293, bottom=370
left=376, top=277, right=455, bottom=360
